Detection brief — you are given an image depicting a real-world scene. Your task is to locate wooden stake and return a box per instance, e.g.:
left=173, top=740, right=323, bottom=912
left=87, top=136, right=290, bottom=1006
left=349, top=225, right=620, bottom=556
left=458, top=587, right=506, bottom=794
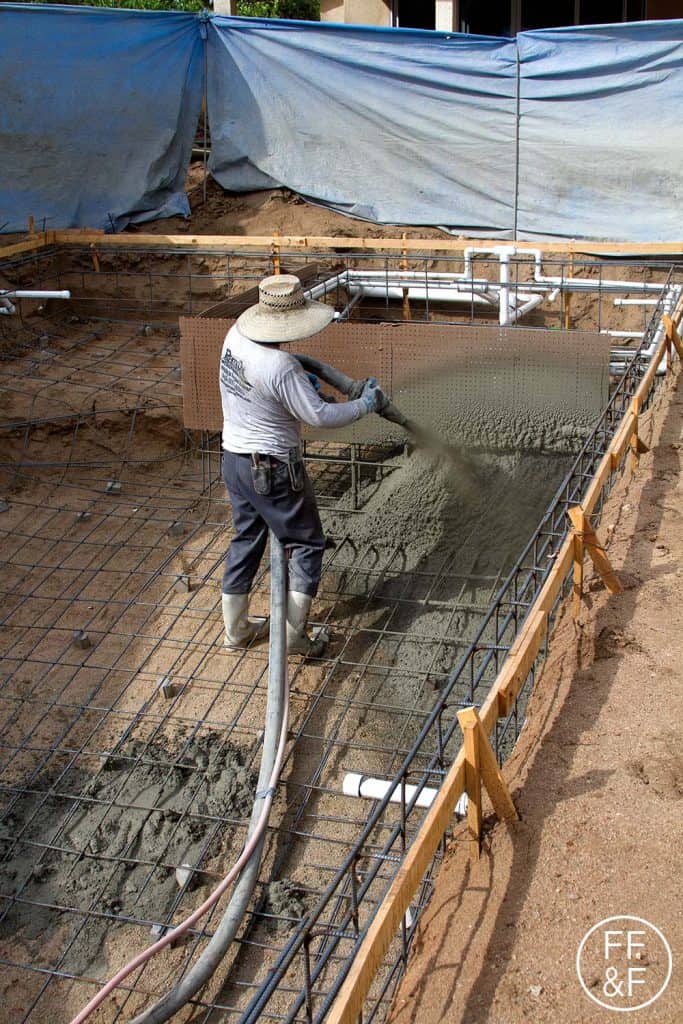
left=571, top=512, right=585, bottom=618
left=563, top=248, right=574, bottom=329
left=460, top=710, right=482, bottom=859
left=400, top=232, right=411, bottom=321
left=271, top=231, right=281, bottom=275
left=568, top=506, right=622, bottom=614
left=458, top=707, right=519, bottom=858
left=90, top=243, right=101, bottom=274
left=627, top=397, right=648, bottom=471
left=28, top=215, right=35, bottom=235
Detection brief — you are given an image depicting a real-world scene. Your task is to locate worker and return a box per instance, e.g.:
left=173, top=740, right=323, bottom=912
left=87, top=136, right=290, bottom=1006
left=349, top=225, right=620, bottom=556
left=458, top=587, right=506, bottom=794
left=220, top=273, right=387, bottom=655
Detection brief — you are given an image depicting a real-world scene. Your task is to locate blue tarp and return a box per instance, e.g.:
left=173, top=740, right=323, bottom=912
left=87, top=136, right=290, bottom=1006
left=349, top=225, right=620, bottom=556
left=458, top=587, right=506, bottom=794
left=1, top=7, right=682, bottom=240
left=516, top=23, right=683, bottom=240
left=0, top=5, right=203, bottom=232
left=207, top=17, right=518, bottom=235
left=208, top=17, right=683, bottom=240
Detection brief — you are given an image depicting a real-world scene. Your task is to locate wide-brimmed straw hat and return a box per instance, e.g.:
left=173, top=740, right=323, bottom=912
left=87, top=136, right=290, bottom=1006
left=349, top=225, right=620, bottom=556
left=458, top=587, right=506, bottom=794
left=237, top=274, right=334, bottom=343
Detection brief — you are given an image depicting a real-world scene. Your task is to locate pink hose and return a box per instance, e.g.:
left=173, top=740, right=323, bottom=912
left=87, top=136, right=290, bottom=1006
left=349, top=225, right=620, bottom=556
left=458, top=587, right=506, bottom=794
left=70, top=704, right=289, bottom=1024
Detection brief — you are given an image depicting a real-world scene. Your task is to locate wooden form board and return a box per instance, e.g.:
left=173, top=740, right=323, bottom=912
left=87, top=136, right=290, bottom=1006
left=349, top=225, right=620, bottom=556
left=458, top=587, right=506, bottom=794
left=325, top=304, right=682, bottom=1024
left=179, top=317, right=611, bottom=442
left=4, top=230, right=683, bottom=261
left=0, top=232, right=54, bottom=261
left=47, top=230, right=683, bottom=257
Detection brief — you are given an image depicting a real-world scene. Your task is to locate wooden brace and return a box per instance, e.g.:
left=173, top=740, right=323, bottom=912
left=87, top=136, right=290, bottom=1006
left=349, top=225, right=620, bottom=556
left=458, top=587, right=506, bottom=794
left=628, top=397, right=649, bottom=470
left=568, top=506, right=622, bottom=616
left=663, top=314, right=683, bottom=362
left=457, top=707, right=519, bottom=858
left=271, top=232, right=281, bottom=275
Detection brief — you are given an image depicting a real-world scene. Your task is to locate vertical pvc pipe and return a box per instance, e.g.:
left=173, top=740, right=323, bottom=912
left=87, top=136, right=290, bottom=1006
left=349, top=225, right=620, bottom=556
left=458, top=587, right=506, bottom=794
left=499, top=250, right=511, bottom=326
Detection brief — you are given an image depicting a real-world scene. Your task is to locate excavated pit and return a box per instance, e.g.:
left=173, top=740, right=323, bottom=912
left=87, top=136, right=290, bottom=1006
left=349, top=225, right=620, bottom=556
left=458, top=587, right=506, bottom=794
left=0, top=313, right=575, bottom=1019
left=0, top=248, right=669, bottom=1022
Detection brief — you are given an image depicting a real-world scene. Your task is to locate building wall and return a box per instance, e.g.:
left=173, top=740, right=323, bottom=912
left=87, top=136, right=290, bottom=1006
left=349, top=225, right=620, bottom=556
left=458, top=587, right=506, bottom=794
left=238, top=0, right=682, bottom=28
left=435, top=0, right=458, bottom=30
left=647, top=0, right=683, bottom=16
left=321, top=0, right=392, bottom=24
left=320, top=0, right=346, bottom=21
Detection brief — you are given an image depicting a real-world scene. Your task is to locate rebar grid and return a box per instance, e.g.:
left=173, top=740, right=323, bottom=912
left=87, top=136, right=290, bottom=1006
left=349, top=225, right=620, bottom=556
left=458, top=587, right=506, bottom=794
left=0, top=312, right=562, bottom=1023
left=0, top=250, right=678, bottom=1024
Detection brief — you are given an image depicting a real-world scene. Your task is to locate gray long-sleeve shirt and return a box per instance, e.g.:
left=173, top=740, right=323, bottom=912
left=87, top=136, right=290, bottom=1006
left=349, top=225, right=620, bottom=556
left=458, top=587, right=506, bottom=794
left=220, top=325, right=367, bottom=458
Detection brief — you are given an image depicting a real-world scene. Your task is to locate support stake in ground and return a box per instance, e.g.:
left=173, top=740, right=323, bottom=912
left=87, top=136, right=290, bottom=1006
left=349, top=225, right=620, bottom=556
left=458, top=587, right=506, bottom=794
left=662, top=314, right=683, bottom=375
left=568, top=506, right=622, bottom=617
left=457, top=706, right=519, bottom=859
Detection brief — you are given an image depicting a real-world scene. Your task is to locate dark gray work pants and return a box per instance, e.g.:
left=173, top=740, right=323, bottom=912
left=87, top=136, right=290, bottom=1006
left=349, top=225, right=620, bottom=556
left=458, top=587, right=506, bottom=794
left=222, top=450, right=325, bottom=598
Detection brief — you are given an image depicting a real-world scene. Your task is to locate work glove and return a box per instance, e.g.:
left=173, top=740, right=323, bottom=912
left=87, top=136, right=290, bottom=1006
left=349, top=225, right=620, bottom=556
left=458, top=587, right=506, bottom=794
left=360, top=377, right=388, bottom=414
left=306, top=371, right=337, bottom=403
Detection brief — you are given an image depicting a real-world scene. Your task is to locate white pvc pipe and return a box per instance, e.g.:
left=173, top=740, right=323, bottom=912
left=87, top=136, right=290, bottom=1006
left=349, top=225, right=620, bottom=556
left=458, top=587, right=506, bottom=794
left=498, top=248, right=511, bottom=326
left=308, top=251, right=677, bottom=335
left=507, top=291, right=548, bottom=324
left=343, top=771, right=468, bottom=818
left=304, top=272, right=347, bottom=301
left=2, top=289, right=71, bottom=300
left=0, top=289, right=71, bottom=316
left=349, top=284, right=496, bottom=306
left=333, top=287, right=364, bottom=320
left=346, top=270, right=484, bottom=282
left=600, top=329, right=645, bottom=338
left=510, top=248, right=667, bottom=294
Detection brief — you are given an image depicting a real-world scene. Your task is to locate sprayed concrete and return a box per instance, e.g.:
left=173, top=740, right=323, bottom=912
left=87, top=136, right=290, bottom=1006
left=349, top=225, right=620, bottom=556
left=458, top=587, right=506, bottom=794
left=0, top=731, right=257, bottom=974
left=320, top=441, right=573, bottom=718
left=323, top=446, right=571, bottom=572
left=263, top=879, right=307, bottom=933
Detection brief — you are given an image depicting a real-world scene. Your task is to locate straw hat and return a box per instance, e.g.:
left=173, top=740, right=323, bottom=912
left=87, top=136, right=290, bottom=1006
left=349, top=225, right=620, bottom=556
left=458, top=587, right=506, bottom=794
left=237, top=274, right=334, bottom=343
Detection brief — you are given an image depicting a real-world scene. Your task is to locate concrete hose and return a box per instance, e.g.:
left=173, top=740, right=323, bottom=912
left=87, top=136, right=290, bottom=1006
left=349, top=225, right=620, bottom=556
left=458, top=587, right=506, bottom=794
left=71, top=536, right=289, bottom=1024
left=293, top=352, right=412, bottom=430
left=293, top=353, right=479, bottom=484
left=130, top=534, right=289, bottom=1024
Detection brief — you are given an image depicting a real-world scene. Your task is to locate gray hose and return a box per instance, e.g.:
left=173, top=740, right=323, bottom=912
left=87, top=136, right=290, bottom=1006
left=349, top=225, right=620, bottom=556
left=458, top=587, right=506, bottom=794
left=131, top=535, right=288, bottom=1024
left=295, top=353, right=463, bottom=453
left=294, top=353, right=481, bottom=486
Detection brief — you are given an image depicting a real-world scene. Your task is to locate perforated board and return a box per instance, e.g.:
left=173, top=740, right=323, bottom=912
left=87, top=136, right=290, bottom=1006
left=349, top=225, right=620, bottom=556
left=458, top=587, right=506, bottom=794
left=179, top=319, right=612, bottom=445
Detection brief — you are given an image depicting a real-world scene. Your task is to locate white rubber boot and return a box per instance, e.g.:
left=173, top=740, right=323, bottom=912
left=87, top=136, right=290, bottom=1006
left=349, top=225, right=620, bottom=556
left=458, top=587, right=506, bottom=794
left=286, top=591, right=327, bottom=657
left=222, top=593, right=269, bottom=649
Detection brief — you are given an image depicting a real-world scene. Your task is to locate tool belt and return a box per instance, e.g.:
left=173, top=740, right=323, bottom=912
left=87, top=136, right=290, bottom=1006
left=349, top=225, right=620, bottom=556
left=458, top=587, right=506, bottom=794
left=250, top=444, right=304, bottom=495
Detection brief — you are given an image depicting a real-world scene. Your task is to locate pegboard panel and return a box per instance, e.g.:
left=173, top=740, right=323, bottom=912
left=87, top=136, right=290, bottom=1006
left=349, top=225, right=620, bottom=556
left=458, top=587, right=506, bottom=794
left=179, top=316, right=232, bottom=430
left=179, top=319, right=612, bottom=444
